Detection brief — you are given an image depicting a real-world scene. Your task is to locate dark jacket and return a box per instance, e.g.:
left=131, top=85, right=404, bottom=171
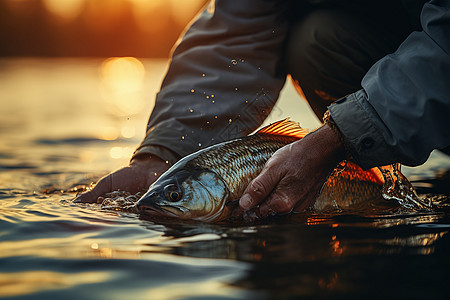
left=134, top=0, right=450, bottom=169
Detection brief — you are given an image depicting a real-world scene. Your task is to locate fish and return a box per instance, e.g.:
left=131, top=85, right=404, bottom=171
left=136, top=119, right=423, bottom=222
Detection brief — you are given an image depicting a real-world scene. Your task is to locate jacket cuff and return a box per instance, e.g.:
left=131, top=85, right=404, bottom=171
left=328, top=90, right=396, bottom=169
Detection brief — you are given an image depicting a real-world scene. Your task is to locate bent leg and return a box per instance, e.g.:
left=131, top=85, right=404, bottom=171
left=286, top=2, right=412, bottom=119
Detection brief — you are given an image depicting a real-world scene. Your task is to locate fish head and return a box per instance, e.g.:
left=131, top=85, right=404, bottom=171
left=137, top=168, right=230, bottom=221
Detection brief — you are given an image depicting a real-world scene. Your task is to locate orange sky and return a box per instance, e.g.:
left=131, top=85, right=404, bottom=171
left=0, top=0, right=208, bottom=57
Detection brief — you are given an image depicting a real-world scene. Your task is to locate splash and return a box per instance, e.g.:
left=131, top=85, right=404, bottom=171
left=98, top=191, right=141, bottom=212
left=379, top=164, right=433, bottom=210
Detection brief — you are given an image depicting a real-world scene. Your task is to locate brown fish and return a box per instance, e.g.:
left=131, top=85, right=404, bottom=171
left=136, top=119, right=423, bottom=222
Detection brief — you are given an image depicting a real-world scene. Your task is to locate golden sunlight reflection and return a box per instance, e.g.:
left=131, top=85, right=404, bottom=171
left=143, top=281, right=239, bottom=300
left=110, top=146, right=134, bottom=159
left=100, top=57, right=146, bottom=116
left=330, top=235, right=344, bottom=256
left=0, top=271, right=110, bottom=297
left=79, top=150, right=95, bottom=163
left=43, top=0, right=84, bottom=21
left=98, top=126, right=120, bottom=141
left=121, top=125, right=136, bottom=138
left=384, top=232, right=447, bottom=248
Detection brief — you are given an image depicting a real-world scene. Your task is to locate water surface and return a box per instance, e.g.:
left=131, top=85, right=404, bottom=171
left=1, top=58, right=450, bottom=299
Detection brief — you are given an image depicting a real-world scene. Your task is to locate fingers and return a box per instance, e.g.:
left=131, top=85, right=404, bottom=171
left=73, top=157, right=170, bottom=204
left=259, top=189, right=296, bottom=216
left=237, top=140, right=326, bottom=220
left=73, top=173, right=113, bottom=203
left=239, top=156, right=285, bottom=210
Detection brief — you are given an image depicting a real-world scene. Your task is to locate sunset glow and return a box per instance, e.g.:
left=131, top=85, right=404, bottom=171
left=100, top=57, right=146, bottom=116
left=1, top=0, right=207, bottom=57
left=43, top=0, right=84, bottom=21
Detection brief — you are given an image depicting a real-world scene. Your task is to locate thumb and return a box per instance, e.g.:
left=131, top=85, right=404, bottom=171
left=239, top=161, right=285, bottom=210
left=73, top=173, right=113, bottom=203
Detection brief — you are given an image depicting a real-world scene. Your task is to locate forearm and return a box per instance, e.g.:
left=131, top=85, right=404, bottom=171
left=134, top=0, right=292, bottom=162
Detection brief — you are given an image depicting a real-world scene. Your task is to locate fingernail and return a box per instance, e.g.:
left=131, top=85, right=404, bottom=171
left=240, top=194, right=252, bottom=209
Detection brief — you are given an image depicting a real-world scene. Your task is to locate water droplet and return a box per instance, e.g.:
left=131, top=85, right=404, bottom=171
left=234, top=87, right=238, bottom=91
left=206, top=95, right=209, bottom=99
left=190, top=89, right=195, bottom=93
left=181, top=136, right=185, bottom=140
left=154, top=172, right=158, bottom=176
left=231, top=59, right=237, bottom=65
left=202, top=73, right=206, bottom=77
left=206, top=121, right=210, bottom=124
left=214, top=115, right=218, bottom=119
left=228, top=119, right=232, bottom=123
left=189, top=109, right=194, bottom=113
left=211, top=100, right=215, bottom=103
left=165, top=160, right=169, bottom=164
left=245, top=100, right=249, bottom=104
left=241, top=59, right=245, bottom=63
left=198, top=143, right=202, bottom=147
left=211, top=94, right=214, bottom=98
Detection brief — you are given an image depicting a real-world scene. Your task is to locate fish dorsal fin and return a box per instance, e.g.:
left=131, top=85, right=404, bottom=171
left=255, top=118, right=308, bottom=139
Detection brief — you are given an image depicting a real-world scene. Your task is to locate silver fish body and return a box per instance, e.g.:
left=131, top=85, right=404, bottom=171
left=137, top=133, right=299, bottom=221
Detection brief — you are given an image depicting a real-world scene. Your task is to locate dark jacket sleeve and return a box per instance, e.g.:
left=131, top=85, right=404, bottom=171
left=133, top=0, right=290, bottom=163
left=330, top=0, right=450, bottom=168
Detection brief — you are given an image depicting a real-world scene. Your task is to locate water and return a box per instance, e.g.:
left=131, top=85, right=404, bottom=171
left=1, top=58, right=450, bottom=299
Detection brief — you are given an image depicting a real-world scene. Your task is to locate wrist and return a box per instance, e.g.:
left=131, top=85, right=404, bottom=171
left=296, top=123, right=345, bottom=170
left=131, top=154, right=167, bottom=168
left=314, top=124, right=346, bottom=166
left=323, top=109, right=353, bottom=162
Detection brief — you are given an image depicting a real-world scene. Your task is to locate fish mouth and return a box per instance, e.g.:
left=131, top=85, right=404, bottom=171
left=137, top=203, right=184, bottom=218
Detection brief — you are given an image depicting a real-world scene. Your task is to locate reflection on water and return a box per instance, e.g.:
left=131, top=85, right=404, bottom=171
left=1, top=58, right=450, bottom=299
left=0, top=271, right=110, bottom=298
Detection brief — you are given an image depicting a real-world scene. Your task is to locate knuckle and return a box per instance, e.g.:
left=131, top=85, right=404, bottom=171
left=270, top=194, right=295, bottom=214
left=248, top=178, right=269, bottom=199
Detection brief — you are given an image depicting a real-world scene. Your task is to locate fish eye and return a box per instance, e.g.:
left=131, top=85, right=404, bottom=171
left=164, top=184, right=182, bottom=202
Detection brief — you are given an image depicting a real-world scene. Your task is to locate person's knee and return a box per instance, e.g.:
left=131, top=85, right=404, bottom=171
left=286, top=10, right=366, bottom=96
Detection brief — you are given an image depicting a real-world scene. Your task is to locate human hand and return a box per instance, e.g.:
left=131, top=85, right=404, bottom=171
left=238, top=125, right=345, bottom=217
left=74, top=155, right=170, bottom=203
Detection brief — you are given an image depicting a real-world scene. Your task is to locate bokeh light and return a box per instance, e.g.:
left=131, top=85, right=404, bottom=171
left=42, top=0, right=84, bottom=21
left=100, top=57, right=146, bottom=116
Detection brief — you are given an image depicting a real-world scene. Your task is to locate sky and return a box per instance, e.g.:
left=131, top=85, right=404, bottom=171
left=0, top=0, right=207, bottom=57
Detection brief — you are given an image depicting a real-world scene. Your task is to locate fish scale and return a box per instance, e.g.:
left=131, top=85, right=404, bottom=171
left=189, top=134, right=298, bottom=199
